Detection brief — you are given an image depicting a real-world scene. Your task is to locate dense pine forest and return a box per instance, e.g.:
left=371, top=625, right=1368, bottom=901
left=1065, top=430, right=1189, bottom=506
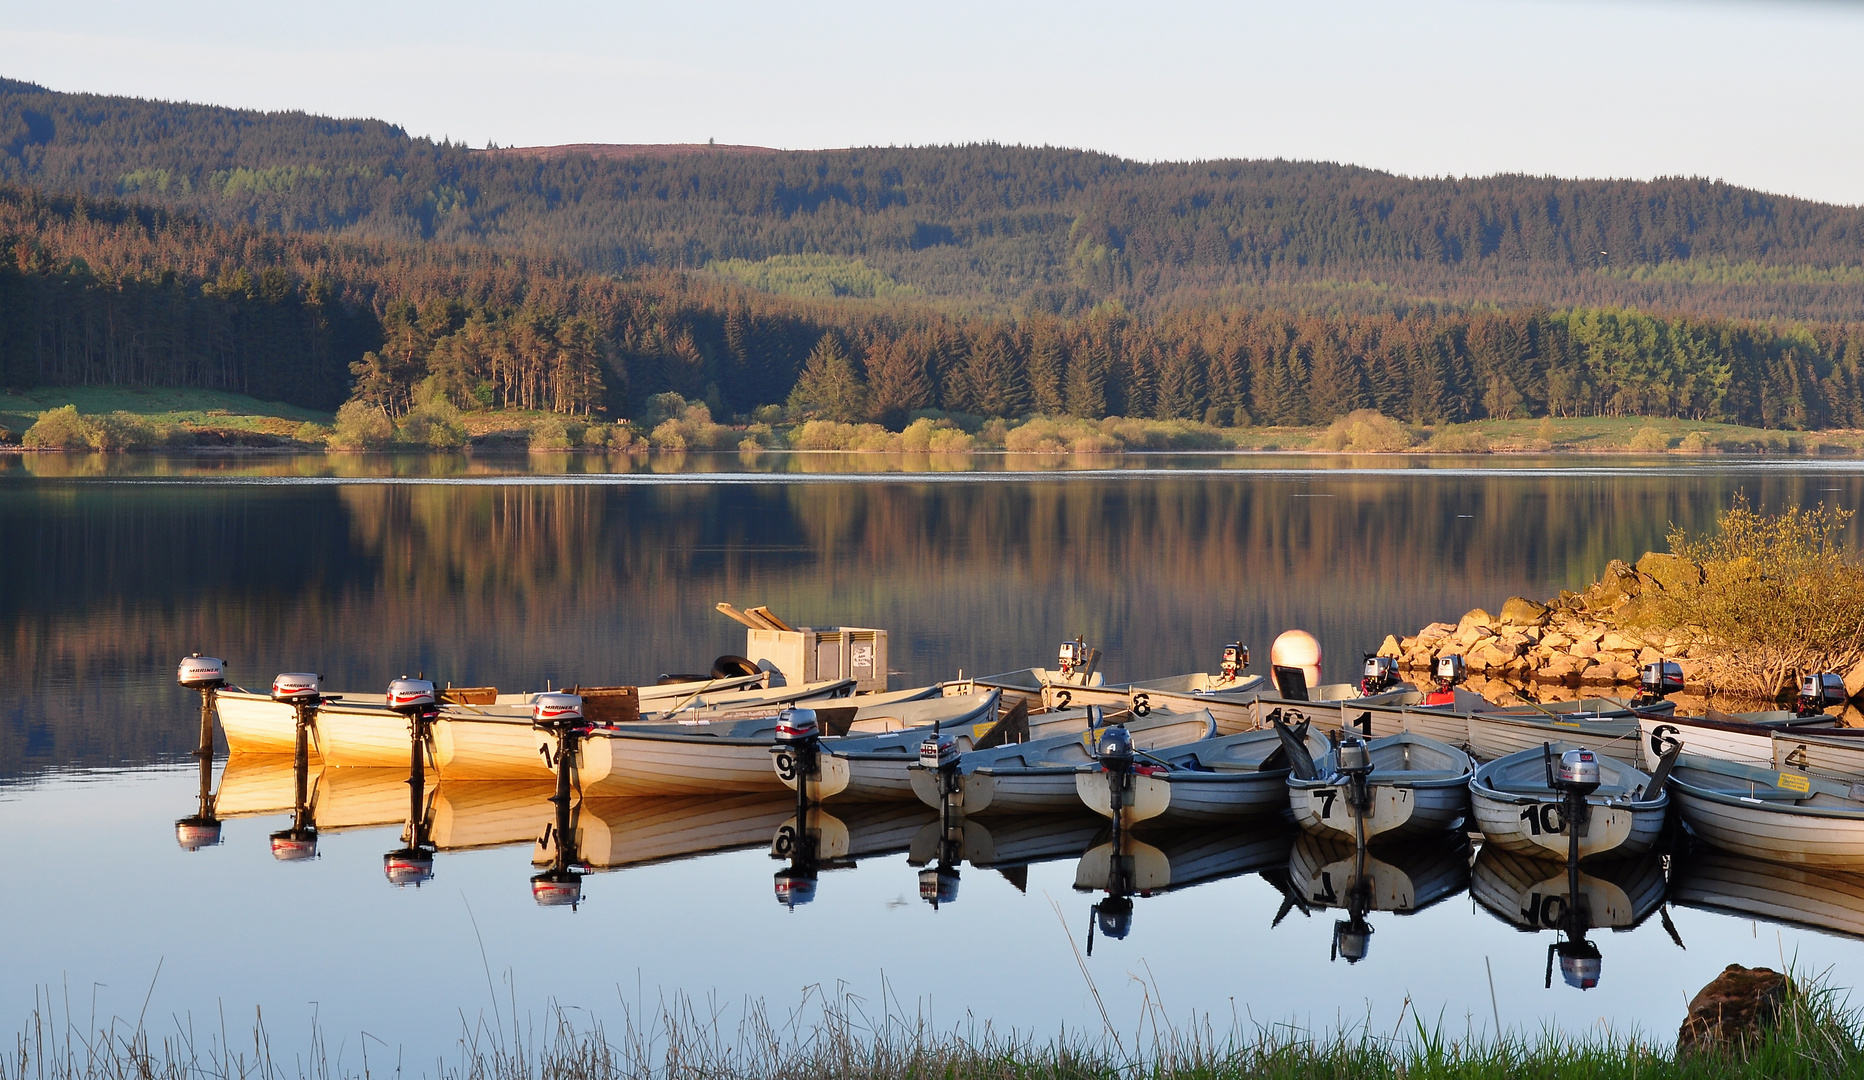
left=3, top=76, right=1864, bottom=429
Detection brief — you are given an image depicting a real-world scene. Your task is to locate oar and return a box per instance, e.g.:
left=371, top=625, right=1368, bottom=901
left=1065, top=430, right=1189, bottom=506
left=714, top=602, right=762, bottom=629
left=748, top=606, right=795, bottom=632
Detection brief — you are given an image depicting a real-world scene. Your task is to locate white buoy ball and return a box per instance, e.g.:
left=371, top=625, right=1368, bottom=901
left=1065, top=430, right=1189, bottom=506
left=1270, top=630, right=1323, bottom=688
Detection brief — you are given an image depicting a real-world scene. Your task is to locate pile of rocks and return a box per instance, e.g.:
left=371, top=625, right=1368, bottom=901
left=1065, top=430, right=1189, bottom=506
left=1377, top=552, right=1724, bottom=690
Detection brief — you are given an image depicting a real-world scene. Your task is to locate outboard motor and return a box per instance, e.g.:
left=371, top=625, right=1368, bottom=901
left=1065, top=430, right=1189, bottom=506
left=1360, top=655, right=1400, bottom=696
left=1096, top=724, right=1136, bottom=805
left=1423, top=654, right=1465, bottom=707
left=271, top=672, right=322, bottom=705
left=1798, top=672, right=1847, bottom=717
left=386, top=677, right=436, bottom=713
left=1337, top=735, right=1374, bottom=815
left=1219, top=642, right=1249, bottom=684
left=533, top=692, right=589, bottom=809
left=177, top=654, right=228, bottom=851
left=1058, top=638, right=1088, bottom=679
left=773, top=706, right=822, bottom=820
left=1637, top=660, right=1684, bottom=702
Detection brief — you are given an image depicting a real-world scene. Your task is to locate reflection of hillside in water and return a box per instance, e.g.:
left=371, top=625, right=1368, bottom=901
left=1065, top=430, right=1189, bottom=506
left=5, top=470, right=1859, bottom=778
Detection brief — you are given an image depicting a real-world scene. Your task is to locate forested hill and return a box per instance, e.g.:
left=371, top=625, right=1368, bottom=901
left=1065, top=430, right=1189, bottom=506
left=5, top=77, right=1862, bottom=317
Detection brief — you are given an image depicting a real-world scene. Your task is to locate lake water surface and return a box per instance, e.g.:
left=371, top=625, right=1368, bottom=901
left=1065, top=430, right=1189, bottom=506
left=4, top=451, right=1862, bottom=1063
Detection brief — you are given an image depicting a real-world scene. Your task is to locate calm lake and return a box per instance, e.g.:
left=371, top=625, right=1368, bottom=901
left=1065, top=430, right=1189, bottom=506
left=3, top=451, right=1863, bottom=1062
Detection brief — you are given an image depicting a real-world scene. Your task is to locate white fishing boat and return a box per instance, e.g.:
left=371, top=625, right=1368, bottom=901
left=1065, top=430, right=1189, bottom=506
left=1670, top=753, right=1864, bottom=869
left=1040, top=643, right=1268, bottom=733
left=908, top=709, right=1217, bottom=816
left=783, top=691, right=1018, bottom=802
left=1469, top=742, right=1668, bottom=861
left=431, top=677, right=863, bottom=782
left=213, top=669, right=768, bottom=757
left=571, top=690, right=960, bottom=798
left=1464, top=699, right=1652, bottom=766
left=1287, top=732, right=1472, bottom=842
left=1072, top=725, right=1331, bottom=824
left=1636, top=710, right=1857, bottom=773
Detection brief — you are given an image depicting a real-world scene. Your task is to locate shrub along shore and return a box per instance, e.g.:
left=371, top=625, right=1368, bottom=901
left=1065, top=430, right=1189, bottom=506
left=5, top=392, right=1864, bottom=457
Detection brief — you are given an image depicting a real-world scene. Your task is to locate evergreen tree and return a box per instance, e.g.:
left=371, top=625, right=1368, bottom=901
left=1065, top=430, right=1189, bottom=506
left=864, top=334, right=932, bottom=426
left=786, top=333, right=868, bottom=422
left=1025, top=331, right=1067, bottom=415
left=955, top=333, right=1030, bottom=418
left=1153, top=340, right=1206, bottom=419
left=1063, top=337, right=1108, bottom=418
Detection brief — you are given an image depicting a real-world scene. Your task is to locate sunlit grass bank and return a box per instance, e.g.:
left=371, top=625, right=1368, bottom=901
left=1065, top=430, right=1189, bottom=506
left=9, top=971, right=1862, bottom=1080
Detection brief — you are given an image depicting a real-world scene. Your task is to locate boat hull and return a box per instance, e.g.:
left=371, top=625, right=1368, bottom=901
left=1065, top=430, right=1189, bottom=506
left=1289, top=780, right=1468, bottom=841
left=216, top=691, right=321, bottom=756
left=1470, top=787, right=1663, bottom=860
left=1466, top=713, right=1641, bottom=767
left=1673, top=785, right=1864, bottom=869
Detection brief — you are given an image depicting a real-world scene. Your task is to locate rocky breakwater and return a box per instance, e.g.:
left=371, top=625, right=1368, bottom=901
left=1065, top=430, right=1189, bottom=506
left=1379, top=551, right=1828, bottom=698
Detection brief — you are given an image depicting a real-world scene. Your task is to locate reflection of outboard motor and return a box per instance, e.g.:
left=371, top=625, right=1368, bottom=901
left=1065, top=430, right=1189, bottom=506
left=1331, top=850, right=1376, bottom=964
left=1634, top=660, right=1684, bottom=707
left=383, top=676, right=441, bottom=887
left=1360, top=655, right=1400, bottom=696
left=918, top=864, right=960, bottom=907
left=1422, top=654, right=1464, bottom=707
left=531, top=779, right=587, bottom=909
left=176, top=655, right=227, bottom=851
left=1541, top=742, right=1604, bottom=989
left=1798, top=672, right=1847, bottom=718
left=269, top=672, right=322, bottom=861
left=1094, top=896, right=1134, bottom=943
left=1219, top=642, right=1250, bottom=684
left=1087, top=821, right=1138, bottom=956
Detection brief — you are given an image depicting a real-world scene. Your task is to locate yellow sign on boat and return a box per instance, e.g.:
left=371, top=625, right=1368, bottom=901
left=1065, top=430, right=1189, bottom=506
left=1777, top=771, right=1812, bottom=794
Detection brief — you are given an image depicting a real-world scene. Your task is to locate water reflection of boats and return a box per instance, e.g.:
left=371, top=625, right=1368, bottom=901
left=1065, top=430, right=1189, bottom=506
left=532, top=794, right=796, bottom=870
left=1272, top=831, right=1470, bottom=963
left=1471, top=846, right=1667, bottom=933
left=1670, top=848, right=1864, bottom=941
left=1280, top=832, right=1470, bottom=917
left=428, top=781, right=559, bottom=851
left=213, top=754, right=304, bottom=817
left=1074, top=819, right=1298, bottom=895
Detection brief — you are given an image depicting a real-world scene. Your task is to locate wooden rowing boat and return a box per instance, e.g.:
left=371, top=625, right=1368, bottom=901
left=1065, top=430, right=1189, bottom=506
left=1670, top=753, right=1864, bottom=869
left=1260, top=690, right=1476, bottom=747
left=1635, top=710, right=1856, bottom=775
left=968, top=666, right=1104, bottom=711
left=1287, top=733, right=1472, bottom=842
left=1072, top=725, right=1332, bottom=824
left=1469, top=742, right=1668, bottom=861
left=908, top=709, right=1218, bottom=816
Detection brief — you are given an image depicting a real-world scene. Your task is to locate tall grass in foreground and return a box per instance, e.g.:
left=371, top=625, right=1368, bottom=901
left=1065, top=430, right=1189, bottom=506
left=7, top=969, right=1863, bottom=1080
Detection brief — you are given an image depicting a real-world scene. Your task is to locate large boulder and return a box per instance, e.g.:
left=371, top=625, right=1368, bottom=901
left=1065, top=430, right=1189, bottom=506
left=1677, top=965, right=1789, bottom=1058
left=1587, top=559, right=1643, bottom=609
left=1456, top=609, right=1495, bottom=634
left=1845, top=656, right=1864, bottom=701
left=1637, top=551, right=1703, bottom=593
left=1376, top=634, right=1404, bottom=659
left=1499, top=596, right=1550, bottom=626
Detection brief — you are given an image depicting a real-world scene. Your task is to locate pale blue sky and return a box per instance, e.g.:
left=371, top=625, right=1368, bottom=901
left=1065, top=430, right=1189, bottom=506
left=4, top=0, right=1862, bottom=204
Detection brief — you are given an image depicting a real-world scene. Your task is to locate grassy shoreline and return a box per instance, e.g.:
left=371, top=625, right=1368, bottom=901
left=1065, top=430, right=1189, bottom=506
left=6, top=388, right=1864, bottom=457
left=9, top=973, right=1861, bottom=1080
